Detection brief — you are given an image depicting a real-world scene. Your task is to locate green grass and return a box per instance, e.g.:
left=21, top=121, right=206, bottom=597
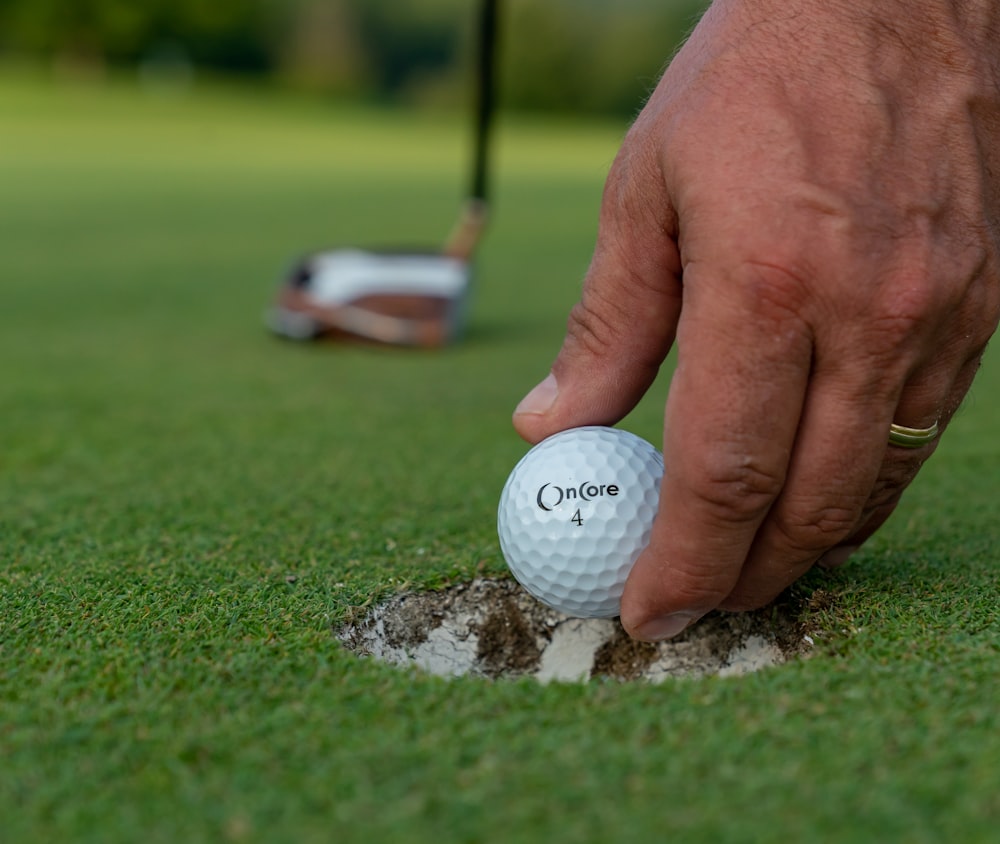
left=1, top=70, right=998, bottom=843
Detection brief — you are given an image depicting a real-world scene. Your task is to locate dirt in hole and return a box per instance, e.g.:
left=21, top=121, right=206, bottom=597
left=591, top=629, right=660, bottom=680
left=475, top=597, right=543, bottom=677
left=338, top=578, right=817, bottom=683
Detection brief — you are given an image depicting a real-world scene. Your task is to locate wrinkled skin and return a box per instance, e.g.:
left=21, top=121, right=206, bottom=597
left=513, top=0, right=1000, bottom=641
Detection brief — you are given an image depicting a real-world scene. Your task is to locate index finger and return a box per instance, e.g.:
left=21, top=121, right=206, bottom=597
left=620, top=260, right=813, bottom=641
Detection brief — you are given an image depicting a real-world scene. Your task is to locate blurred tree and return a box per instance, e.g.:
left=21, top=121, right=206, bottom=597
left=0, top=0, right=278, bottom=72
left=0, top=0, right=708, bottom=115
left=350, top=0, right=465, bottom=98
left=276, top=0, right=370, bottom=95
left=501, top=0, right=706, bottom=115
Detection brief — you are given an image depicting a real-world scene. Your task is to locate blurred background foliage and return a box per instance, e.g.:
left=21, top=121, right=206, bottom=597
left=0, top=0, right=708, bottom=115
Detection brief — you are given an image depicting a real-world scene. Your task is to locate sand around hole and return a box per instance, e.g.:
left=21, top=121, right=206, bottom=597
left=338, top=578, right=812, bottom=683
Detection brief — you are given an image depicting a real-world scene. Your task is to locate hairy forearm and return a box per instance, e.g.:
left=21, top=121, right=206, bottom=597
left=708, top=0, right=1000, bottom=67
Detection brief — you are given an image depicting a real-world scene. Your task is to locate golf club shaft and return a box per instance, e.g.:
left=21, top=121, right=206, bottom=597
left=444, top=0, right=499, bottom=258
left=472, top=0, right=498, bottom=205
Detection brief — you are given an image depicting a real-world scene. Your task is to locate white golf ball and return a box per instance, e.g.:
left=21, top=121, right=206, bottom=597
left=497, top=426, right=663, bottom=618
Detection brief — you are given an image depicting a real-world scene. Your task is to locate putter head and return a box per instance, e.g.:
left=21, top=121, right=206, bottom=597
left=267, top=0, right=498, bottom=350
left=267, top=248, right=471, bottom=348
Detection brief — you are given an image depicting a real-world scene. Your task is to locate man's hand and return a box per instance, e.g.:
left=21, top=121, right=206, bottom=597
left=513, top=0, right=1000, bottom=641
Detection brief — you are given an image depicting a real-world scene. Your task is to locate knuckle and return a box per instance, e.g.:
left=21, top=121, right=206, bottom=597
left=870, top=296, right=935, bottom=347
left=868, top=263, right=957, bottom=349
left=771, top=501, right=860, bottom=555
left=867, top=465, right=919, bottom=511
left=565, top=260, right=673, bottom=362
left=719, top=590, right=775, bottom=613
left=564, top=297, right=618, bottom=360
left=667, top=571, right=734, bottom=612
left=686, top=454, right=785, bottom=523
left=734, top=260, right=810, bottom=325
left=854, top=501, right=898, bottom=543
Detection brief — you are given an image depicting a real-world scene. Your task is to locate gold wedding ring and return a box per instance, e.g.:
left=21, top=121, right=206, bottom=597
left=888, top=421, right=940, bottom=449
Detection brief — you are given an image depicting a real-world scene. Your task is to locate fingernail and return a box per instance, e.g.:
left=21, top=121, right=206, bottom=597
left=514, top=373, right=558, bottom=416
left=632, top=612, right=699, bottom=643
left=818, top=545, right=858, bottom=570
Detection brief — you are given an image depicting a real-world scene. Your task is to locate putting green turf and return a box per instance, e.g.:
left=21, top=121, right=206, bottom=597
left=1, top=71, right=997, bottom=843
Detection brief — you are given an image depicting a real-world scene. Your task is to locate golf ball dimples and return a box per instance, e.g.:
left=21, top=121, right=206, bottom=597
left=497, top=426, right=663, bottom=618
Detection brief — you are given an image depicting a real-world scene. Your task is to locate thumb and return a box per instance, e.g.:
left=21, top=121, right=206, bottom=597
left=513, top=149, right=682, bottom=443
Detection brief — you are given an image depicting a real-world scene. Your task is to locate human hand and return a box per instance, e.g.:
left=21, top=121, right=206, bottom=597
left=513, top=0, right=1000, bottom=640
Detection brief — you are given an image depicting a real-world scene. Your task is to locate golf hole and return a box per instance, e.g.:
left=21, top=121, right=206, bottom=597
left=338, top=578, right=813, bottom=683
